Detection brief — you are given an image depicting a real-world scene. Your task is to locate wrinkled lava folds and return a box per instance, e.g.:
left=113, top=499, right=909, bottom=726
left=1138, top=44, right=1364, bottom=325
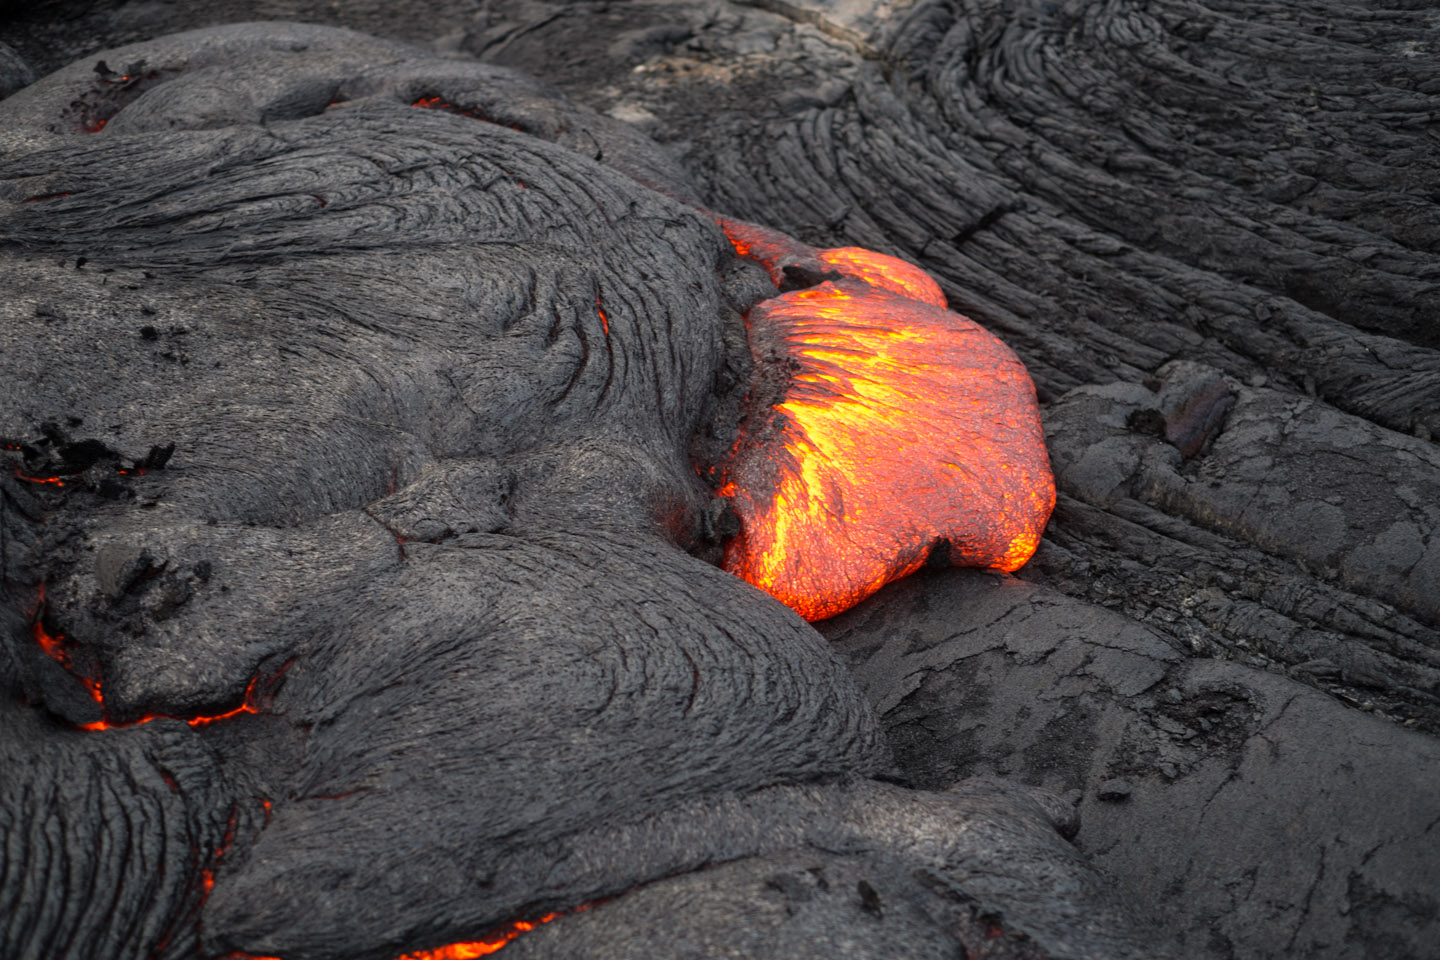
left=713, top=218, right=1055, bottom=621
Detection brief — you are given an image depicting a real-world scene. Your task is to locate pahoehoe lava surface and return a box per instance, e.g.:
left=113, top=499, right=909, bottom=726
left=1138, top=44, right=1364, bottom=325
left=2, top=20, right=1159, bottom=960
left=3, top=2, right=1439, bottom=958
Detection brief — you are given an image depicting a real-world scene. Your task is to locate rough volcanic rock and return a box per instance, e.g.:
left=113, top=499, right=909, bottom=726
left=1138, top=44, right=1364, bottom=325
left=3, top=3, right=1438, bottom=959
left=823, top=568, right=1440, bottom=960
left=1, top=20, right=1162, bottom=960
left=0, top=40, right=34, bottom=98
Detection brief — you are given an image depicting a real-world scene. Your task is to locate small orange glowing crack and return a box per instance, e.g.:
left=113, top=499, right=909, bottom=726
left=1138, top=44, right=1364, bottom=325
left=11, top=465, right=148, bottom=487
left=34, top=619, right=103, bottom=704
left=202, top=807, right=241, bottom=897
left=14, top=469, right=68, bottom=486
left=412, top=96, right=524, bottom=133
left=222, top=906, right=585, bottom=960
left=394, top=915, right=560, bottom=960
left=75, top=673, right=265, bottom=732
left=711, top=217, right=1055, bottom=620
left=31, top=600, right=281, bottom=731
left=596, top=294, right=611, bottom=338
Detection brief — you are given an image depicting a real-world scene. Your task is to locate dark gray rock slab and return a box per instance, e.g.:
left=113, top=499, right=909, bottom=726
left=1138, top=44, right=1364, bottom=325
left=824, top=568, right=1440, bottom=960
left=0, top=40, right=34, bottom=99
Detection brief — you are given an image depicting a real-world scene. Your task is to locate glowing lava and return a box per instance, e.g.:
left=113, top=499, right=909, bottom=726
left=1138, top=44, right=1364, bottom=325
left=395, top=915, right=560, bottom=960
left=713, top=218, right=1055, bottom=621
left=221, top=910, right=571, bottom=960
left=31, top=602, right=275, bottom=731
left=34, top=618, right=103, bottom=704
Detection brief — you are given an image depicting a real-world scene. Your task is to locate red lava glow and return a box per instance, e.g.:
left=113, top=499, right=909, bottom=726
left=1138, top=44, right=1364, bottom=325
left=596, top=295, right=611, bottom=337
left=202, top=808, right=241, bottom=897
left=34, top=620, right=103, bottom=703
left=714, top=215, right=814, bottom=286
left=221, top=909, right=575, bottom=960
left=14, top=469, right=66, bottom=486
left=12, top=465, right=146, bottom=486
left=817, top=247, right=946, bottom=307
left=30, top=610, right=274, bottom=731
left=411, top=96, right=523, bottom=132
left=33, top=621, right=67, bottom=662
left=394, top=915, right=560, bottom=960
left=72, top=673, right=264, bottom=732
left=712, top=218, right=1055, bottom=620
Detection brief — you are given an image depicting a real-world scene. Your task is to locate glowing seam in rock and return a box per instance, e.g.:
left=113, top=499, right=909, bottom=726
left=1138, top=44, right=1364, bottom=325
left=77, top=676, right=263, bottom=732
left=221, top=910, right=570, bottom=960
left=31, top=610, right=270, bottom=731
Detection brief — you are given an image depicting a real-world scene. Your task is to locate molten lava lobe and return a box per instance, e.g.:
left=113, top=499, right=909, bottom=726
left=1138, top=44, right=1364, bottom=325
left=714, top=220, right=1054, bottom=621
left=815, top=247, right=945, bottom=308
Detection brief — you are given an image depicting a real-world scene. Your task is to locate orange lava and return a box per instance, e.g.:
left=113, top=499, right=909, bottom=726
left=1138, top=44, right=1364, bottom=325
left=34, top=620, right=103, bottom=703
left=74, top=674, right=263, bottom=732
left=32, top=608, right=273, bottom=731
left=712, top=219, right=1055, bottom=620
left=34, top=621, right=67, bottom=662
left=14, top=469, right=66, bottom=486
left=395, top=915, right=560, bottom=960
left=816, top=247, right=945, bottom=308
left=714, top=216, right=804, bottom=284
left=221, top=910, right=571, bottom=960
left=12, top=465, right=146, bottom=485
left=596, top=296, right=611, bottom=337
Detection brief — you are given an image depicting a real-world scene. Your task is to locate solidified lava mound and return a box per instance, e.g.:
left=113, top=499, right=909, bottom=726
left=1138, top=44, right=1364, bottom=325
left=0, top=22, right=1152, bottom=960
left=4, top=1, right=1440, bottom=957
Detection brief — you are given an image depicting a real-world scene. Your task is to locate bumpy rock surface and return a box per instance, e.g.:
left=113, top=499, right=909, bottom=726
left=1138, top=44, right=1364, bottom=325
left=3, top=2, right=1437, bottom=959
left=824, top=569, right=1440, bottom=959
left=2, top=18, right=1159, bottom=960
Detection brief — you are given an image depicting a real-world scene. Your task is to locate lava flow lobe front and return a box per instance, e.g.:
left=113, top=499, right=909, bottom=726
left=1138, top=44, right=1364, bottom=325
left=713, top=219, right=1055, bottom=621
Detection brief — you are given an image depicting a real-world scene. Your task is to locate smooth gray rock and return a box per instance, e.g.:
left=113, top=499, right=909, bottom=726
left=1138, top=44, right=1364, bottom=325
left=824, top=568, right=1440, bottom=960
left=0, top=40, right=34, bottom=99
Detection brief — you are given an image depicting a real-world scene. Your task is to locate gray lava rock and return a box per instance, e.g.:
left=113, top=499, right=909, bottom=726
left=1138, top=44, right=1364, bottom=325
left=0, top=40, right=34, bottom=99
left=0, top=21, right=1162, bottom=960
left=4, top=3, right=1438, bottom=959
left=823, top=568, right=1440, bottom=960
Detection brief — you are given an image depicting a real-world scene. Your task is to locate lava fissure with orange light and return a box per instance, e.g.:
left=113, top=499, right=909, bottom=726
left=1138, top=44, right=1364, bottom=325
left=32, top=606, right=279, bottom=731
left=222, top=909, right=574, bottom=960
left=710, top=219, right=1055, bottom=621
